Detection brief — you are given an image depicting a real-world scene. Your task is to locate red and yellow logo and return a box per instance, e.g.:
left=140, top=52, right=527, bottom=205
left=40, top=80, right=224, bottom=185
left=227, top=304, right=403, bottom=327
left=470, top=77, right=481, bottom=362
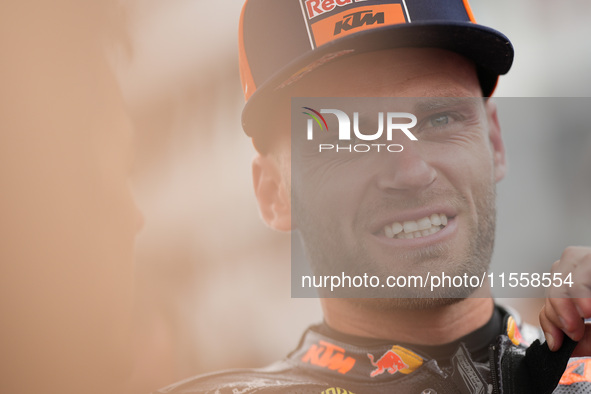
left=367, top=345, right=423, bottom=378
left=506, top=316, right=526, bottom=346
left=304, top=0, right=370, bottom=19
left=320, top=388, right=356, bottom=394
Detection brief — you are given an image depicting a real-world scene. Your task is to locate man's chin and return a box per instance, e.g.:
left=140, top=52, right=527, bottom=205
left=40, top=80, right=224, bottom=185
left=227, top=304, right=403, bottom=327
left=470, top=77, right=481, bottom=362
left=345, top=297, right=465, bottom=311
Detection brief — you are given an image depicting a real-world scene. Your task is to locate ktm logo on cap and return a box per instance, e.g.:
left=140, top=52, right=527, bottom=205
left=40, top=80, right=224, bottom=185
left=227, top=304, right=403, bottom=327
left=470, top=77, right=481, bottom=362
left=305, top=0, right=370, bottom=19
left=301, top=1, right=409, bottom=48
left=334, top=10, right=384, bottom=35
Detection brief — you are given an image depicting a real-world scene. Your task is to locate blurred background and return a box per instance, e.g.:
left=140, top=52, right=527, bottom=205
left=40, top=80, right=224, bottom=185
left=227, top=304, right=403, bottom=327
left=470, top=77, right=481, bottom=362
left=111, top=0, right=591, bottom=392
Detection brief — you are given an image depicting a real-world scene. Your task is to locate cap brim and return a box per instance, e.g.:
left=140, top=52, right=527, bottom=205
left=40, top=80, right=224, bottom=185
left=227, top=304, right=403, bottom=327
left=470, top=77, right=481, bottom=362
left=242, top=21, right=514, bottom=152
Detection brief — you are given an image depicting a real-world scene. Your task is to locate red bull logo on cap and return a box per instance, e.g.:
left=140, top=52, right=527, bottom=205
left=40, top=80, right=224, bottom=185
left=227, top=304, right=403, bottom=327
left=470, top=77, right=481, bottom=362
left=367, top=345, right=423, bottom=378
left=304, top=0, right=370, bottom=19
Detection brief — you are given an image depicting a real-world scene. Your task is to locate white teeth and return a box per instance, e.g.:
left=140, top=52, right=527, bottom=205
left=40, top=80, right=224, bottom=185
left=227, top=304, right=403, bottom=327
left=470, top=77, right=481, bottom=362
left=383, top=213, right=449, bottom=239
left=430, top=213, right=441, bottom=226
left=403, top=221, right=419, bottom=233
left=417, top=217, right=431, bottom=230
left=385, top=226, right=394, bottom=238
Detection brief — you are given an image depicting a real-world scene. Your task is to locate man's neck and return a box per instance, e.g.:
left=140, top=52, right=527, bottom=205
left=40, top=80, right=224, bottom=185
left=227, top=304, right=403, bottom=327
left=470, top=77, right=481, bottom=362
left=321, top=296, right=495, bottom=345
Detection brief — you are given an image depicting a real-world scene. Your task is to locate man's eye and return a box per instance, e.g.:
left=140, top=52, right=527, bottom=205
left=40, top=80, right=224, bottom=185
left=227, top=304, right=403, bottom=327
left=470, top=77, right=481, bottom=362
left=430, top=114, right=450, bottom=127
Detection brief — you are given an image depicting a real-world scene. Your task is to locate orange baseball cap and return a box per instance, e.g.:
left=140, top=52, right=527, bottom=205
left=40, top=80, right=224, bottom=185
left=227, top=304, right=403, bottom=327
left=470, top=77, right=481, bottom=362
left=239, top=0, right=514, bottom=151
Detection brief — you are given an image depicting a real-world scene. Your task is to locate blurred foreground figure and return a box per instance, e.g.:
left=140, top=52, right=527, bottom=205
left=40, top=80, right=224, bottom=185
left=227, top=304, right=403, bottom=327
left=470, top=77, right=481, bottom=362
left=156, top=1, right=591, bottom=393
left=0, top=1, right=142, bottom=393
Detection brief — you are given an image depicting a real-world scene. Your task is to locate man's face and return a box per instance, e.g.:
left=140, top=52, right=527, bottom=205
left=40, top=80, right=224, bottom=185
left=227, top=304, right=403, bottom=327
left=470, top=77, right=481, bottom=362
left=258, top=48, right=506, bottom=304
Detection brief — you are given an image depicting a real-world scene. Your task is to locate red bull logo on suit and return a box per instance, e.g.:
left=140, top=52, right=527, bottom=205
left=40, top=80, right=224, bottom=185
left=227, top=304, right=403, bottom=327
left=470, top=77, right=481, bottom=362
left=367, top=350, right=408, bottom=377
left=367, top=345, right=423, bottom=378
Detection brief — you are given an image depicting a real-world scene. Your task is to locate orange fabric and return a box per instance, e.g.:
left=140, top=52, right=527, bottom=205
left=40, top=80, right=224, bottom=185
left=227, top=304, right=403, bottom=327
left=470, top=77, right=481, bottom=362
left=560, top=359, right=591, bottom=385
left=462, top=0, right=476, bottom=23
left=238, top=0, right=257, bottom=101
left=310, top=4, right=406, bottom=47
left=488, top=77, right=499, bottom=97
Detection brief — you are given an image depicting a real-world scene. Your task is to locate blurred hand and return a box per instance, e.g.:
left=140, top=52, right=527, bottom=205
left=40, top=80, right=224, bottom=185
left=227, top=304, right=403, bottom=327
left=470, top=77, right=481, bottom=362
left=540, top=246, right=591, bottom=356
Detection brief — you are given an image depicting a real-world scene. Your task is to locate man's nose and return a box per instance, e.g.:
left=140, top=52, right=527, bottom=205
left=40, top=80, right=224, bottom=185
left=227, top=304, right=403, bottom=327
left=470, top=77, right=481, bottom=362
left=375, top=143, right=436, bottom=192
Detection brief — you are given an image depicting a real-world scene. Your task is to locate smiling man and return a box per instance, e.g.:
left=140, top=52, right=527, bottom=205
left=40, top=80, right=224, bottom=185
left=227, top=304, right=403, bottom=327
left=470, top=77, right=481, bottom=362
left=156, top=0, right=591, bottom=393
left=285, top=52, right=500, bottom=305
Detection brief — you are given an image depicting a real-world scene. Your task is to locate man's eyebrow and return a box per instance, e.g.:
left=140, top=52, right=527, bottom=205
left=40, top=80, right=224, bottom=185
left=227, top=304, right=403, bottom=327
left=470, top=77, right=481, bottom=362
left=413, top=97, right=476, bottom=113
left=350, top=98, right=473, bottom=125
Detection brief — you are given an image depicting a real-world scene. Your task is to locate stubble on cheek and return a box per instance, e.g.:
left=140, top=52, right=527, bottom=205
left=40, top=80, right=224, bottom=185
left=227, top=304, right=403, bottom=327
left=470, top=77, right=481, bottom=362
left=293, top=175, right=498, bottom=301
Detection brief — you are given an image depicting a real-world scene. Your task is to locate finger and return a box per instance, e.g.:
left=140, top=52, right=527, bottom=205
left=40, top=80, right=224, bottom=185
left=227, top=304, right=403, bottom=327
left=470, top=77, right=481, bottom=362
left=540, top=304, right=565, bottom=351
left=573, top=297, right=591, bottom=319
left=572, top=324, right=591, bottom=357
left=546, top=297, right=585, bottom=341
left=559, top=246, right=591, bottom=266
left=547, top=260, right=569, bottom=299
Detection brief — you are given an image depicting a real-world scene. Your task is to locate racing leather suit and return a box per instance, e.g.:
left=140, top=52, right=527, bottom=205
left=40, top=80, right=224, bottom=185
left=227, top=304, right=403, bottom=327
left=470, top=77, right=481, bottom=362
left=155, top=306, right=589, bottom=393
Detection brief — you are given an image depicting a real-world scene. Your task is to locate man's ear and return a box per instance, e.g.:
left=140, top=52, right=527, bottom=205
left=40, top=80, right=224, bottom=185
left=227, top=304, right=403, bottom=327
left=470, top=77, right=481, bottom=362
left=252, top=154, right=292, bottom=231
left=485, top=100, right=507, bottom=183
